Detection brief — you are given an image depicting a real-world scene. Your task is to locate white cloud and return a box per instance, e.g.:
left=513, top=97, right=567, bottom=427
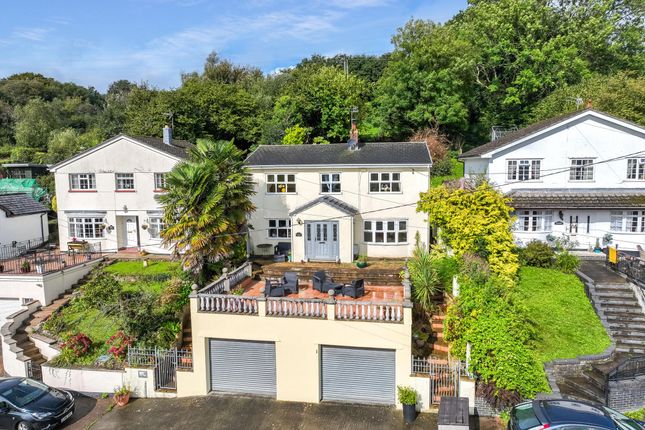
left=12, top=27, right=51, bottom=42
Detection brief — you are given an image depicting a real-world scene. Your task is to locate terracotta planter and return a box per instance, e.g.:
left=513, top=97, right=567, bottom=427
left=114, top=393, right=130, bottom=407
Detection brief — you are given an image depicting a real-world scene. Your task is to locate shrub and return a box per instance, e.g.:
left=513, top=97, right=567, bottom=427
left=520, top=240, right=555, bottom=268
left=430, top=157, right=453, bottom=177
left=408, top=242, right=440, bottom=311
left=555, top=251, right=580, bottom=274
left=106, top=331, right=134, bottom=360
left=81, top=273, right=121, bottom=310
left=397, top=386, right=418, bottom=405
left=61, top=332, right=92, bottom=357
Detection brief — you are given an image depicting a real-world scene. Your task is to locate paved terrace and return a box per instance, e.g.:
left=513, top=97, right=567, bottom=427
left=0, top=249, right=102, bottom=275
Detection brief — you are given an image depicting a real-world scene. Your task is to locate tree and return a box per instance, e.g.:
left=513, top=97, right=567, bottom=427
left=282, top=124, right=309, bottom=145
left=298, top=53, right=390, bottom=84
left=13, top=98, right=63, bottom=150
left=530, top=72, right=645, bottom=125
left=158, top=139, right=255, bottom=275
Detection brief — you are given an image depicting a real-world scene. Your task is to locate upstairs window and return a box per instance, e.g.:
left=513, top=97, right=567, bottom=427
left=154, top=173, right=168, bottom=190
left=266, top=174, right=296, bottom=193
left=507, top=160, right=541, bottom=181
left=516, top=210, right=553, bottom=232
left=369, top=172, right=401, bottom=193
left=363, top=220, right=407, bottom=244
left=627, top=158, right=645, bottom=180
left=569, top=159, right=594, bottom=181
left=321, top=173, right=341, bottom=193
left=115, top=173, right=135, bottom=190
left=69, top=173, right=96, bottom=190
left=268, top=219, right=291, bottom=238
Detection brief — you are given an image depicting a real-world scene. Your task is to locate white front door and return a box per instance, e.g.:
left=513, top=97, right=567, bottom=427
left=125, top=218, right=138, bottom=247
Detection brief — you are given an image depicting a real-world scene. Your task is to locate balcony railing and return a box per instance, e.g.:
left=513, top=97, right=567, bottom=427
left=199, top=294, right=259, bottom=315
left=608, top=249, right=645, bottom=290
left=0, top=242, right=102, bottom=275
left=266, top=298, right=327, bottom=319
left=336, top=301, right=403, bottom=322
left=199, top=261, right=253, bottom=294
left=0, top=236, right=48, bottom=260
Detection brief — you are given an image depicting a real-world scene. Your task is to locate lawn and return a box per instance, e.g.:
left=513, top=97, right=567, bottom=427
left=516, top=266, right=611, bottom=363
left=42, top=259, right=189, bottom=367
left=431, top=157, right=464, bottom=187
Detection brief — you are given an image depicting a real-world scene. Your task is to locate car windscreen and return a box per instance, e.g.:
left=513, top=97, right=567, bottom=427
left=0, top=379, right=49, bottom=408
left=512, top=403, right=542, bottom=430
left=603, top=407, right=645, bottom=430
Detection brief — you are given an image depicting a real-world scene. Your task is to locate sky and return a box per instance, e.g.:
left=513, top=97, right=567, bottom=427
left=0, top=0, right=467, bottom=92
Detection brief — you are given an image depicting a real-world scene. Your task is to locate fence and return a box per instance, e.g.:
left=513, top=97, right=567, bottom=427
left=335, top=301, right=403, bottom=322
left=199, top=261, right=252, bottom=294
left=127, top=347, right=193, bottom=390
left=266, top=298, right=327, bottom=318
left=0, top=242, right=102, bottom=275
left=608, top=355, right=645, bottom=381
left=0, top=236, right=49, bottom=261
left=412, top=357, right=463, bottom=404
left=198, top=294, right=259, bottom=314
left=608, top=249, right=645, bottom=290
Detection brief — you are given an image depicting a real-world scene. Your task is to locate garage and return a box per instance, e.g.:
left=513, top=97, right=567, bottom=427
left=321, top=346, right=396, bottom=405
left=0, top=298, right=22, bottom=325
left=209, top=339, right=276, bottom=397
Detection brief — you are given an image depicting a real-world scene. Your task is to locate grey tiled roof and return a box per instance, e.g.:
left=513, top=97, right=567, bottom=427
left=0, top=193, right=48, bottom=217
left=130, top=135, right=193, bottom=159
left=508, top=189, right=645, bottom=209
left=289, top=195, right=359, bottom=217
left=245, top=142, right=432, bottom=166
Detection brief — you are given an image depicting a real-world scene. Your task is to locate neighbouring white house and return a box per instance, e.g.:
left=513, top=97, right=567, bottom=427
left=0, top=193, right=49, bottom=247
left=50, top=127, right=191, bottom=254
left=460, top=109, right=645, bottom=251
left=244, top=141, right=432, bottom=263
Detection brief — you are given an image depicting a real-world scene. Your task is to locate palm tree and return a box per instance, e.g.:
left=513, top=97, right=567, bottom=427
left=158, top=139, right=255, bottom=275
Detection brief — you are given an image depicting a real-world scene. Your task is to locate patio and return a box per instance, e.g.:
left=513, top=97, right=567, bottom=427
left=0, top=247, right=102, bottom=276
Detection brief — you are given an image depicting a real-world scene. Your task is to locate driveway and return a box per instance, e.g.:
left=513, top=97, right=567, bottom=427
left=90, top=395, right=439, bottom=430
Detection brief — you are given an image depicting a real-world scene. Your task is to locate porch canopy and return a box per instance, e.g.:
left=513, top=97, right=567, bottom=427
left=289, top=196, right=358, bottom=263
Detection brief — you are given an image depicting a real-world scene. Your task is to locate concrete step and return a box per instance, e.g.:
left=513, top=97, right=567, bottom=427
left=594, top=290, right=636, bottom=299
left=431, top=343, right=449, bottom=353
left=616, top=345, right=645, bottom=354
left=432, top=314, right=446, bottom=321
left=608, top=321, right=645, bottom=331
left=604, top=309, right=645, bottom=317
left=599, top=300, right=643, bottom=308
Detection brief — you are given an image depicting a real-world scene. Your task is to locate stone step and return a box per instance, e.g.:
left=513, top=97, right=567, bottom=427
left=431, top=343, right=449, bottom=353
left=594, top=290, right=635, bottom=299
left=604, top=309, right=645, bottom=317
left=611, top=330, right=645, bottom=339
left=599, top=300, right=643, bottom=308
left=616, top=345, right=645, bottom=354
left=616, top=338, right=645, bottom=347
left=432, top=314, right=446, bottom=321
left=431, top=322, right=444, bottom=330
left=558, top=378, right=605, bottom=404
left=608, top=321, right=645, bottom=331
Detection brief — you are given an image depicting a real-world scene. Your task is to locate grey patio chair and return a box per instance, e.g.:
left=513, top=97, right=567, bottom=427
left=342, top=279, right=365, bottom=299
left=264, top=279, right=285, bottom=297
left=312, top=271, right=342, bottom=294
left=282, top=271, right=299, bottom=295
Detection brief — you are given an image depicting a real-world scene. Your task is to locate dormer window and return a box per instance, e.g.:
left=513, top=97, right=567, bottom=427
left=507, top=160, right=540, bottom=181
left=627, top=158, right=645, bottom=180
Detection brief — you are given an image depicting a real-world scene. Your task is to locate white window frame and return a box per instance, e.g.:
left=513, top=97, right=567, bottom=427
left=69, top=173, right=96, bottom=190
left=610, top=210, right=645, bottom=233
left=154, top=173, right=168, bottom=190
left=148, top=217, right=165, bottom=239
left=569, top=159, right=594, bottom=181
left=369, top=172, right=401, bottom=193
left=363, top=220, right=408, bottom=244
left=320, top=173, right=341, bottom=194
left=115, top=173, right=135, bottom=190
left=507, top=159, right=541, bottom=181
left=68, top=217, right=105, bottom=239
left=516, top=210, right=553, bottom=232
left=266, top=174, right=296, bottom=194
left=268, top=219, right=291, bottom=239
left=627, top=158, right=645, bottom=180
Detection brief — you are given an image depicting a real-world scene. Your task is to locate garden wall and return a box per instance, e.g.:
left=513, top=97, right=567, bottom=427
left=608, top=375, right=645, bottom=413
left=0, top=300, right=41, bottom=377
left=42, top=365, right=124, bottom=394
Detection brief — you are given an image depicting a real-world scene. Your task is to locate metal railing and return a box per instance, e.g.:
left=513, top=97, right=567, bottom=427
left=608, top=355, right=645, bottom=381
left=199, top=261, right=252, bottom=294
left=127, top=347, right=193, bottom=391
left=0, top=236, right=48, bottom=261
left=199, top=294, right=259, bottom=314
left=266, top=298, right=327, bottom=318
left=335, top=301, right=403, bottom=322
left=609, top=250, right=645, bottom=290
left=0, top=242, right=102, bottom=275
left=411, top=356, right=463, bottom=404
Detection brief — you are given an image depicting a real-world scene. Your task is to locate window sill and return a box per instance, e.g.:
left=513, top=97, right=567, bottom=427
left=68, top=189, right=97, bottom=193
left=568, top=180, right=595, bottom=183
left=115, top=189, right=136, bottom=193
left=266, top=192, right=297, bottom=195
left=367, top=191, right=403, bottom=195
left=363, top=242, right=409, bottom=246
left=153, top=189, right=167, bottom=193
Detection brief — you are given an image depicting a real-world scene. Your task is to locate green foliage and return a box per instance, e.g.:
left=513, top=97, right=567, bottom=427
left=104, top=260, right=180, bottom=276
left=158, top=139, right=255, bottom=275
left=430, top=157, right=453, bottom=177
left=417, top=182, right=519, bottom=284
left=430, top=156, right=464, bottom=188
left=625, top=408, right=645, bottom=420
left=312, top=136, right=329, bottom=145
left=519, top=241, right=555, bottom=268
left=282, top=124, right=309, bottom=145
left=554, top=251, right=580, bottom=275
left=397, top=386, right=418, bottom=405
left=80, top=272, right=121, bottom=310
left=515, top=267, right=611, bottom=363
left=408, top=242, right=440, bottom=311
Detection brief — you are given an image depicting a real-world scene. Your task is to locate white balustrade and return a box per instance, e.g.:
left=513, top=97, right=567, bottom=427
left=198, top=294, right=258, bottom=314
left=335, top=301, right=403, bottom=322
left=266, top=298, right=327, bottom=318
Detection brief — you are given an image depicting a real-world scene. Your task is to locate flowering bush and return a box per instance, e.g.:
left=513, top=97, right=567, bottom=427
left=61, top=333, right=92, bottom=357
left=106, top=331, right=134, bottom=360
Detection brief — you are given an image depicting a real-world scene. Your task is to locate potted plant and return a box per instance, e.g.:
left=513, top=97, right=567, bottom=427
left=113, top=384, right=132, bottom=406
left=355, top=254, right=368, bottom=268
left=594, top=238, right=602, bottom=253
left=397, top=385, right=418, bottom=423
left=20, top=260, right=31, bottom=273
left=603, top=233, right=613, bottom=248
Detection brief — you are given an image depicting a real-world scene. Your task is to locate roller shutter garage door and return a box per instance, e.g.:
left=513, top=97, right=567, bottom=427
left=321, top=346, right=395, bottom=405
left=209, top=339, right=276, bottom=397
left=0, top=299, right=22, bottom=325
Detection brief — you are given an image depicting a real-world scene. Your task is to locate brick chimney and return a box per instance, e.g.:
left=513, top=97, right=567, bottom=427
left=347, top=122, right=359, bottom=150
left=163, top=125, right=173, bottom=146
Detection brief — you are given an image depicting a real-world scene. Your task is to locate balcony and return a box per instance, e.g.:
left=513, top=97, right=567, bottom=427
left=194, top=262, right=411, bottom=323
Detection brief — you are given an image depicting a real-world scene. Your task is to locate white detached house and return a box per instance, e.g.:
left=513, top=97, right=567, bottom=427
left=50, top=128, right=191, bottom=253
left=460, top=109, right=645, bottom=251
left=244, top=141, right=432, bottom=263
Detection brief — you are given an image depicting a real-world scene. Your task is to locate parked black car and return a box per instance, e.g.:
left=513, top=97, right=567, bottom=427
left=0, top=377, right=75, bottom=430
left=510, top=400, right=645, bottom=430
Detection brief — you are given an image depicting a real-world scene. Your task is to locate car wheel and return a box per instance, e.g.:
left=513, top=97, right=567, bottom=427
left=17, top=422, right=32, bottom=430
